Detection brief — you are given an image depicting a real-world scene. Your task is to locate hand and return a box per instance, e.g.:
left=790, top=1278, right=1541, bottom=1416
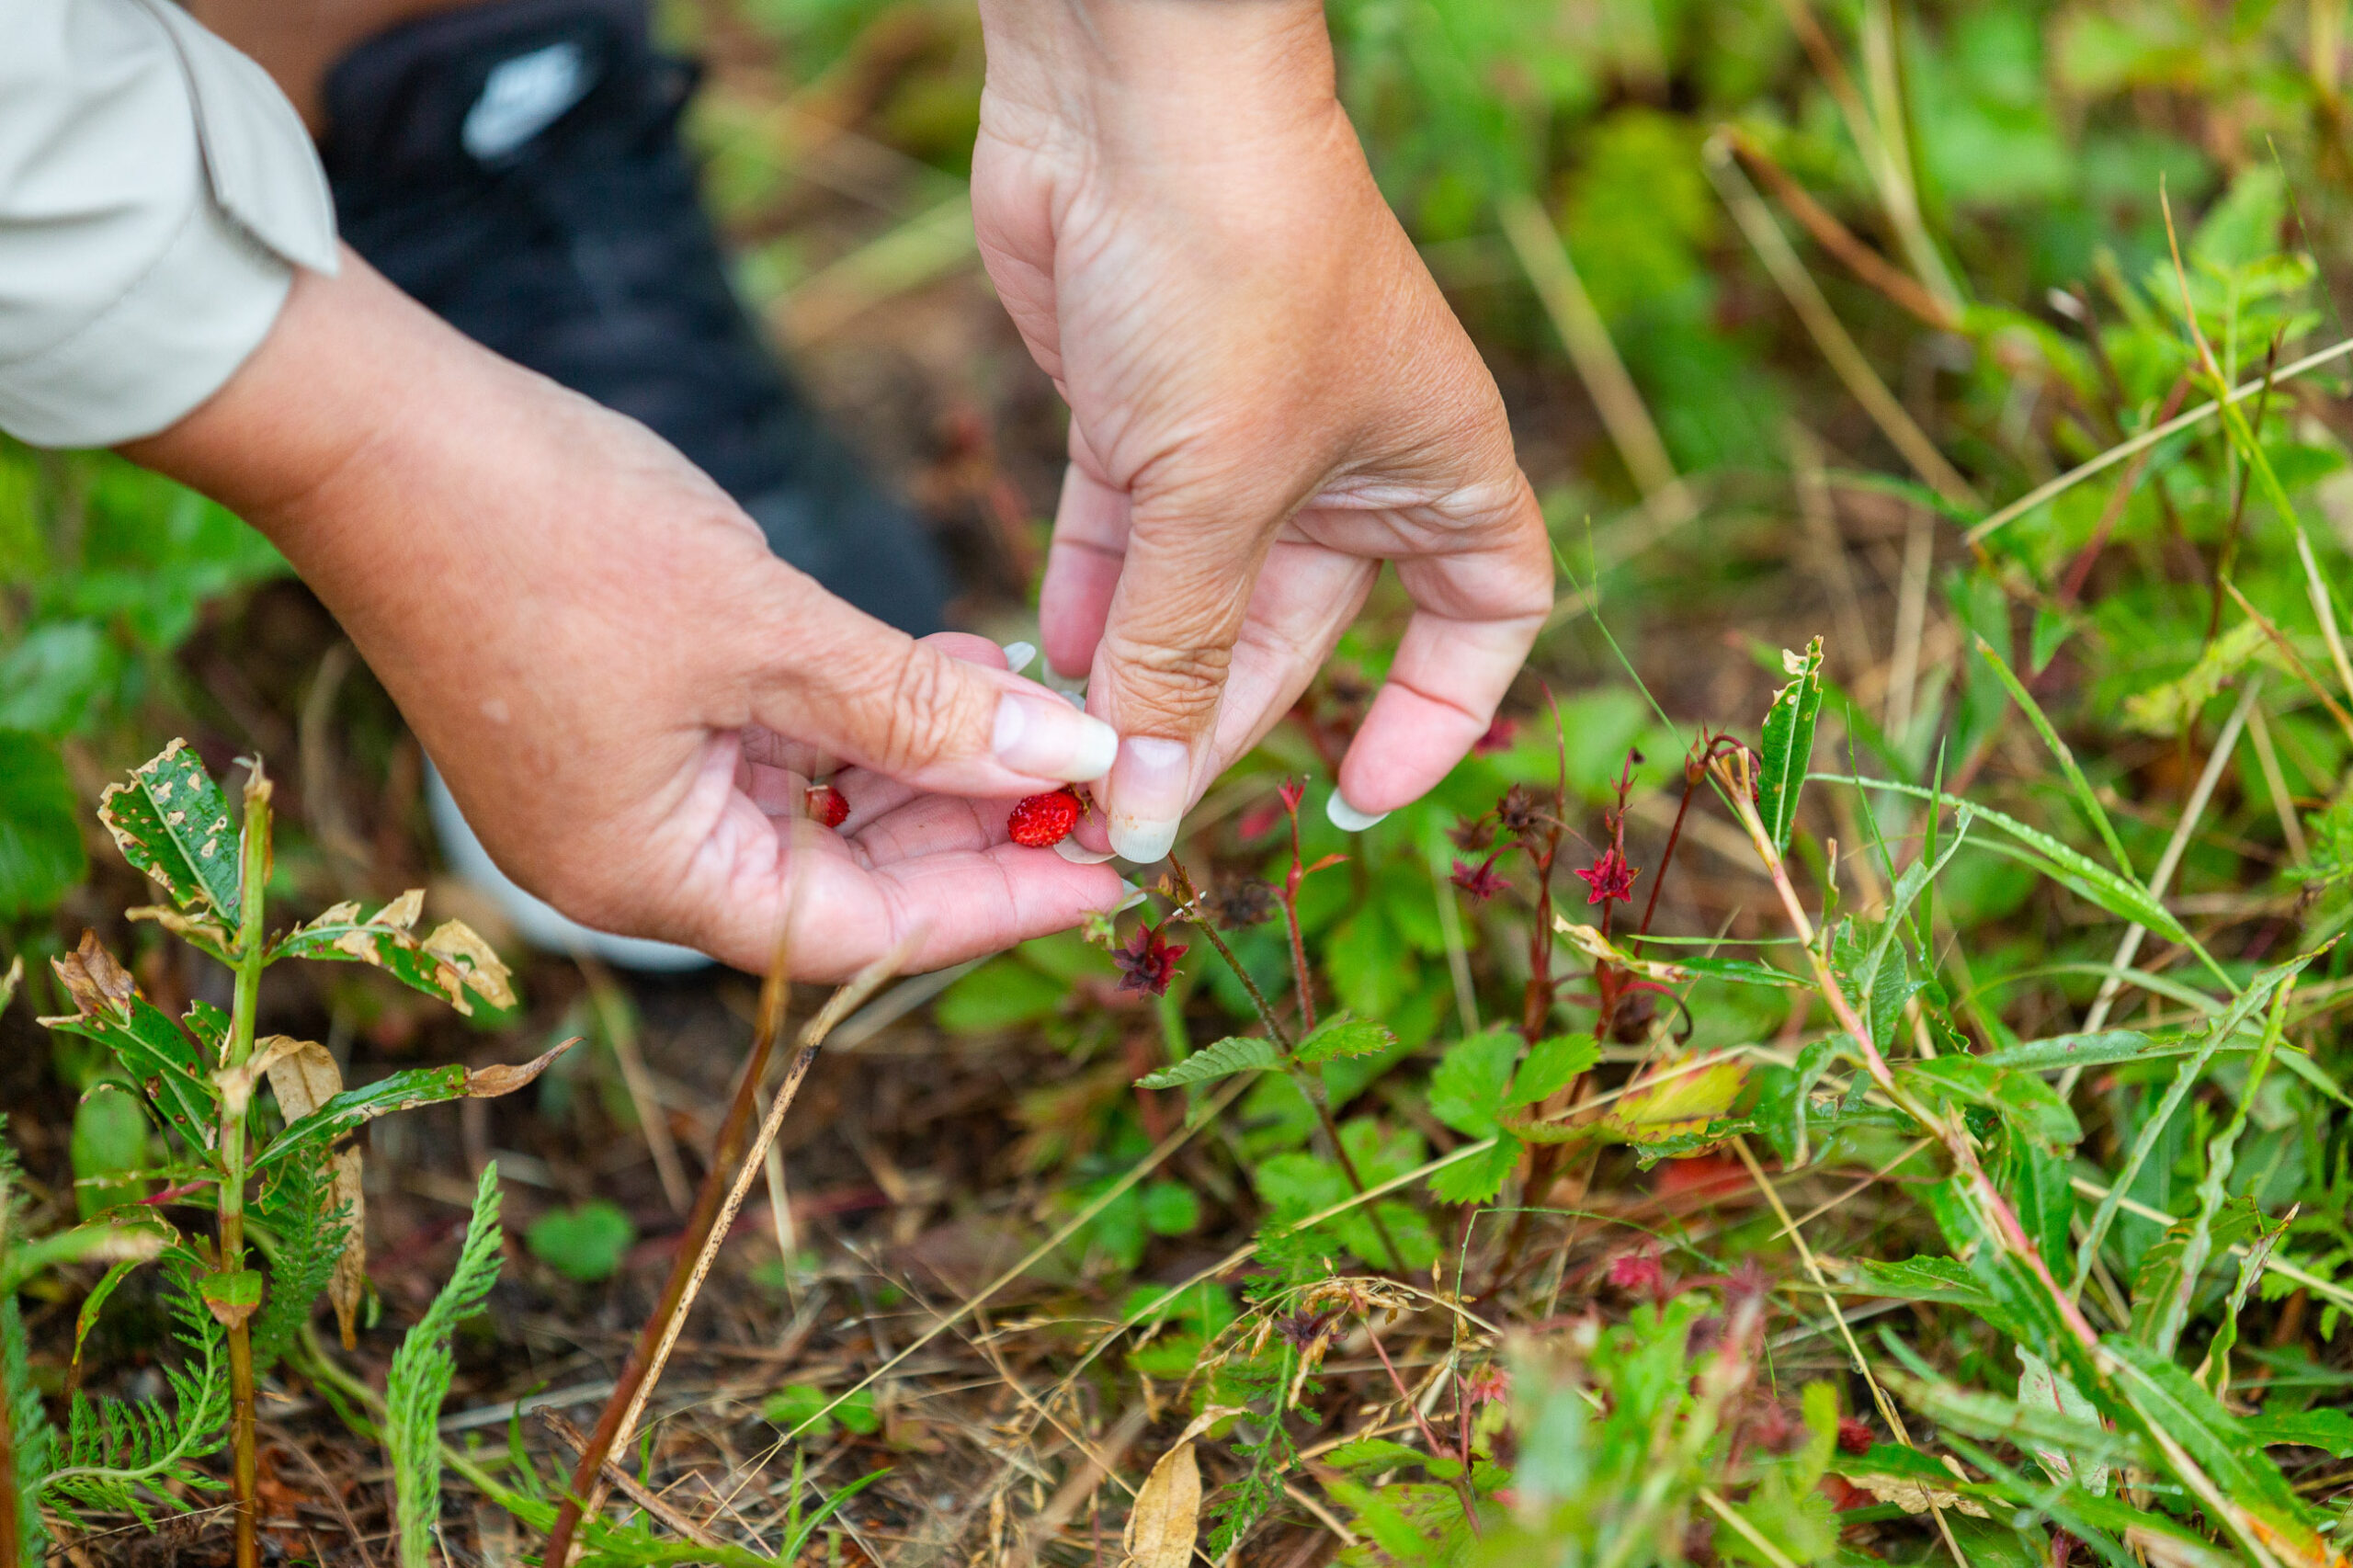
left=126, top=256, right=1131, bottom=978
left=972, top=0, right=1553, bottom=860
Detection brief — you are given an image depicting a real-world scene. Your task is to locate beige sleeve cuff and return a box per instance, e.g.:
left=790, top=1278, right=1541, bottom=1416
left=0, top=0, right=339, bottom=449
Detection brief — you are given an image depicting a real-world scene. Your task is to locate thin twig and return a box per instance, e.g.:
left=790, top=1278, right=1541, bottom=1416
left=602, top=943, right=915, bottom=1477
left=1722, top=128, right=1954, bottom=329
left=538, top=1411, right=720, bottom=1548
left=542, top=914, right=799, bottom=1565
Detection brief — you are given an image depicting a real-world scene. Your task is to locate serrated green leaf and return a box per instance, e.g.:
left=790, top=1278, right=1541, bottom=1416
left=2103, top=1337, right=2313, bottom=1528
left=1427, top=1135, right=1520, bottom=1205
left=1427, top=1028, right=1520, bottom=1138
left=248, top=1040, right=565, bottom=1177
left=1295, top=1014, right=1396, bottom=1066
left=1758, top=637, right=1824, bottom=852
left=1506, top=1033, right=1598, bottom=1108
left=1832, top=1255, right=1998, bottom=1311
left=1753, top=1036, right=1846, bottom=1166
left=1136, top=1035, right=1280, bottom=1090
left=2242, top=1407, right=2353, bottom=1456
left=1980, top=1030, right=2163, bottom=1072
left=97, top=740, right=241, bottom=924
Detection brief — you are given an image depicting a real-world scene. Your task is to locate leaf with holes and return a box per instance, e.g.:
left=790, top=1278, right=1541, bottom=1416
left=97, top=740, right=243, bottom=924
left=1757, top=637, right=1824, bottom=852
left=270, top=892, right=517, bottom=1017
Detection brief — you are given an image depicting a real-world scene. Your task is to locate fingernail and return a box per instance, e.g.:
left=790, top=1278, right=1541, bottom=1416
left=1000, top=640, right=1037, bottom=675
left=1107, top=736, right=1188, bottom=863
left=1114, top=882, right=1147, bottom=914
left=993, top=691, right=1119, bottom=781
left=1055, top=836, right=1118, bottom=865
left=1326, top=790, right=1388, bottom=833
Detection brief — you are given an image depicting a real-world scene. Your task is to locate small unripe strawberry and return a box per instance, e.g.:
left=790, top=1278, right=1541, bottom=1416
left=1007, top=788, right=1081, bottom=847
left=806, top=783, right=849, bottom=829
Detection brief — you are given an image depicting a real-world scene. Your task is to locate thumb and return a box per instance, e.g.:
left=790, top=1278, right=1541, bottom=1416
left=1084, top=490, right=1289, bottom=862
left=752, top=586, right=1119, bottom=795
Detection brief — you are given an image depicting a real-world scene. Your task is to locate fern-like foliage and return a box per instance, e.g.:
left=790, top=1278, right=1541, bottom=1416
left=387, top=1165, right=502, bottom=1568
left=41, top=1259, right=227, bottom=1525
left=248, top=1153, right=350, bottom=1376
left=0, top=1116, right=52, bottom=1568
left=3, top=1295, right=51, bottom=1567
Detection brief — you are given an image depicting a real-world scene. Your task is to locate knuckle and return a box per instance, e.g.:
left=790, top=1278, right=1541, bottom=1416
left=1101, top=631, right=1233, bottom=728
left=872, top=649, right=975, bottom=773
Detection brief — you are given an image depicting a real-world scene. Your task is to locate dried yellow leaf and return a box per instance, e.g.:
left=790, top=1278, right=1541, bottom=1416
left=423, top=920, right=517, bottom=1011
left=1120, top=1442, right=1200, bottom=1568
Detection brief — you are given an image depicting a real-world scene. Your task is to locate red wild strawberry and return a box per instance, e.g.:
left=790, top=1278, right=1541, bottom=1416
left=1007, top=788, right=1081, bottom=847
left=806, top=784, right=849, bottom=829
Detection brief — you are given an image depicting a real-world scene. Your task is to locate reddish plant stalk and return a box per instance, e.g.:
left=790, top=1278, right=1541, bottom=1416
left=1281, top=792, right=1319, bottom=1034
left=1170, top=858, right=1402, bottom=1271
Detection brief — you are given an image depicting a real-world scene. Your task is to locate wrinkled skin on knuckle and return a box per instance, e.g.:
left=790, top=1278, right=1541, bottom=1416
left=1098, top=628, right=1234, bottom=731
left=869, top=645, right=977, bottom=776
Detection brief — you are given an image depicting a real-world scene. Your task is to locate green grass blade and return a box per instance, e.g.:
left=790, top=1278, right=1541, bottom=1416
left=1971, top=632, right=2137, bottom=881
left=2070, top=952, right=2313, bottom=1299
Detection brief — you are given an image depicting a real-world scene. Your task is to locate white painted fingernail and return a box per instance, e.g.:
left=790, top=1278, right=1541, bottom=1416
left=1115, top=886, right=1148, bottom=914
left=1326, top=790, right=1388, bottom=833
left=1055, top=837, right=1118, bottom=865
left=1107, top=736, right=1188, bottom=863
left=993, top=691, right=1119, bottom=781
left=1000, top=640, right=1037, bottom=675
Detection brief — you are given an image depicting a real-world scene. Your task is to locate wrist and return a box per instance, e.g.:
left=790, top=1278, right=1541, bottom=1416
left=978, top=0, right=1336, bottom=150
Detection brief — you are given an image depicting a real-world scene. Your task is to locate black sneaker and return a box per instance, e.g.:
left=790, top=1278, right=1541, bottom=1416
left=317, top=0, right=950, bottom=635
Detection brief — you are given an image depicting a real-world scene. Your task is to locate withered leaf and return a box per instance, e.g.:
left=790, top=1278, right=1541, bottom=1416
left=52, top=930, right=135, bottom=1017
left=1120, top=1407, right=1237, bottom=1568
left=272, top=893, right=516, bottom=1017
left=465, top=1038, right=576, bottom=1098
left=1120, top=1441, right=1199, bottom=1568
